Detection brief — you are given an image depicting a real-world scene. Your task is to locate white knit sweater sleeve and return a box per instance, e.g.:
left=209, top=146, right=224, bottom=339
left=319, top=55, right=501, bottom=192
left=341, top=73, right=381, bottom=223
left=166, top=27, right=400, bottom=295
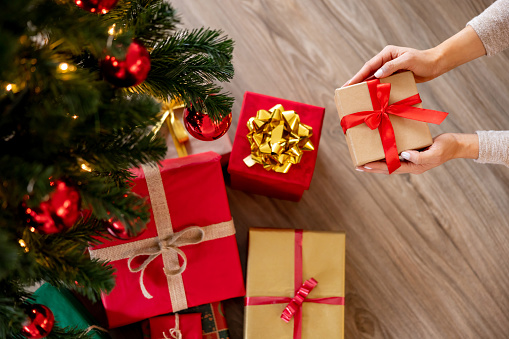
left=467, top=0, right=509, bottom=56
left=475, top=131, right=509, bottom=166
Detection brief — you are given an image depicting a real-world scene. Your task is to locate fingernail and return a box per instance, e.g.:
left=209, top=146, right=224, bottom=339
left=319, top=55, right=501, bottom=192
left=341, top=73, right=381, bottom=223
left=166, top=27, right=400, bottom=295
left=374, top=67, right=384, bottom=78
left=355, top=168, right=364, bottom=172
left=342, top=80, right=351, bottom=87
left=401, top=152, right=410, bottom=160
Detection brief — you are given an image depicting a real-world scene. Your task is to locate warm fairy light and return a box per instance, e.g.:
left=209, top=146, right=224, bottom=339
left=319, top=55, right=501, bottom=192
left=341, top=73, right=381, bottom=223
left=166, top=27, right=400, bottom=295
left=6, top=84, right=12, bottom=91
left=30, top=227, right=35, bottom=232
left=18, top=239, right=29, bottom=252
left=78, top=158, right=93, bottom=172
left=81, top=163, right=92, bottom=172
left=72, top=115, right=78, bottom=119
left=108, top=24, right=116, bottom=35
left=76, top=0, right=81, bottom=4
left=59, top=63, right=69, bottom=71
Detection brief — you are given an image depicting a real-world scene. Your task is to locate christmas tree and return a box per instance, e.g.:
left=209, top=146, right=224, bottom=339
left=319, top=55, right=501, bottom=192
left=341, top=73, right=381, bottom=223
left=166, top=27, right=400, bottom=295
left=0, top=0, right=234, bottom=337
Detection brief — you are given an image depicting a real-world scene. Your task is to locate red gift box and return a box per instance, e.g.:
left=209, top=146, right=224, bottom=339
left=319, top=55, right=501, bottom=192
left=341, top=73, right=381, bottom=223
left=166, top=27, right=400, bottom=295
left=89, top=152, right=245, bottom=328
left=228, top=92, right=325, bottom=201
left=149, top=313, right=202, bottom=339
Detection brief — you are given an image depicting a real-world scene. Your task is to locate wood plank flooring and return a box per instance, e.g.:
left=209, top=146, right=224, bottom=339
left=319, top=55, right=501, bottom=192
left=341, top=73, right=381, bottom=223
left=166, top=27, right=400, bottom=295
left=166, top=0, right=509, bottom=338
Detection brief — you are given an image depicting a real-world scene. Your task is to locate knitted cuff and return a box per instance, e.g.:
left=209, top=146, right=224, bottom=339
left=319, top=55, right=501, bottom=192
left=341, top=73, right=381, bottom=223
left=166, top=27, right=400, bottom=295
left=467, top=0, right=509, bottom=56
left=475, top=130, right=509, bottom=166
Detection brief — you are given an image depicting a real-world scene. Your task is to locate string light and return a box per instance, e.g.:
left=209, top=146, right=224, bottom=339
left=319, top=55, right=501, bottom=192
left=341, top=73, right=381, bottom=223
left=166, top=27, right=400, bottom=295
left=72, top=115, right=78, bottom=119
left=59, top=63, right=69, bottom=71
left=6, top=84, right=12, bottom=91
left=18, top=239, right=29, bottom=253
left=108, top=24, right=116, bottom=36
left=78, top=158, right=93, bottom=172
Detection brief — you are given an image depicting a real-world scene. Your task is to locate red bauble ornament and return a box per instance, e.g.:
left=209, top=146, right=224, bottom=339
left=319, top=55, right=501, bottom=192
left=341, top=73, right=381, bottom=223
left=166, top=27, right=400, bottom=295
left=21, top=304, right=55, bottom=339
left=106, top=217, right=146, bottom=240
left=183, top=105, right=232, bottom=141
left=25, top=181, right=81, bottom=234
left=102, top=40, right=151, bottom=88
left=74, top=0, right=119, bottom=14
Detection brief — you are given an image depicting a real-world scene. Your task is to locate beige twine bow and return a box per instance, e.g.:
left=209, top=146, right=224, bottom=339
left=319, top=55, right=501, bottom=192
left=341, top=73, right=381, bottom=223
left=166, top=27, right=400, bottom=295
left=162, top=313, right=182, bottom=339
left=128, top=226, right=205, bottom=299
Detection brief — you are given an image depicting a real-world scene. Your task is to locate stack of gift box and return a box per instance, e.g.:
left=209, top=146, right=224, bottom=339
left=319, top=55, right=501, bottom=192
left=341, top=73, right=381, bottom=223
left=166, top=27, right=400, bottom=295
left=33, top=71, right=448, bottom=338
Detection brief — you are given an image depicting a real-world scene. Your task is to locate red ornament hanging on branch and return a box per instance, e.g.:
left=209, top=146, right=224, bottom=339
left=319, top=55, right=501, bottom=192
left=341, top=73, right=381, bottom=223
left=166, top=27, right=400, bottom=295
left=105, top=217, right=146, bottom=240
left=21, top=304, right=55, bottom=339
left=74, top=0, right=119, bottom=14
left=183, top=104, right=232, bottom=141
left=102, top=39, right=151, bottom=88
left=24, top=180, right=81, bottom=234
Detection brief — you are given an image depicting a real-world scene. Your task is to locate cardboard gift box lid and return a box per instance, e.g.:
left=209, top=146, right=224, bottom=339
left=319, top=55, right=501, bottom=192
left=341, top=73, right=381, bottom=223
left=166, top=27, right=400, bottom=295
left=228, top=92, right=325, bottom=192
left=244, top=228, right=345, bottom=339
left=334, top=71, right=433, bottom=167
left=89, top=152, right=245, bottom=328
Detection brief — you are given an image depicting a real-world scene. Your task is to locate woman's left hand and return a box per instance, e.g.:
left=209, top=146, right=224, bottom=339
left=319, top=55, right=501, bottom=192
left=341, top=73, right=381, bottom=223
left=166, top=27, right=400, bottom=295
left=356, top=133, right=479, bottom=174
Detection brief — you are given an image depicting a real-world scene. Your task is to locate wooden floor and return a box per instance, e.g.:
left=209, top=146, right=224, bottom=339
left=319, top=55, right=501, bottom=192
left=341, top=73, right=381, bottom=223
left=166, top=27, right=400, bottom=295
left=168, top=0, right=509, bottom=338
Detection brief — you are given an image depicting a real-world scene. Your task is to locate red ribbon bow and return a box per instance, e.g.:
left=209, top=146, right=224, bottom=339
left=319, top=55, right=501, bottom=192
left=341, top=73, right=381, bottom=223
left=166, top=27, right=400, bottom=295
left=340, top=79, right=448, bottom=174
left=281, top=277, right=318, bottom=322
left=245, top=230, right=345, bottom=339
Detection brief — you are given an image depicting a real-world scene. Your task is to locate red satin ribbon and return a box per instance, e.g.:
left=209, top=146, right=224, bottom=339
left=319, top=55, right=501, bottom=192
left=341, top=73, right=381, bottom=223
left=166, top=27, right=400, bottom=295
left=244, top=230, right=345, bottom=339
left=281, top=277, right=318, bottom=323
left=340, top=80, right=448, bottom=174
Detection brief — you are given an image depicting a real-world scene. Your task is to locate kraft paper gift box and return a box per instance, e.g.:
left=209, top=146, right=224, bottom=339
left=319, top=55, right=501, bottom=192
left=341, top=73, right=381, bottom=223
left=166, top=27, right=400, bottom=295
left=148, top=313, right=202, bottom=339
left=228, top=92, right=325, bottom=201
left=160, top=106, right=232, bottom=167
left=89, top=152, right=245, bottom=328
left=33, top=283, right=109, bottom=339
left=334, top=71, right=447, bottom=173
left=244, top=228, right=345, bottom=339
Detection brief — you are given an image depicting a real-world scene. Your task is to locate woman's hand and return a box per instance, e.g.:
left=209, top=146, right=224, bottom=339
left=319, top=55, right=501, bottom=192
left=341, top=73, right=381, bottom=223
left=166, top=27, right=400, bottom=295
left=356, top=133, right=479, bottom=174
left=343, top=46, right=442, bottom=86
left=343, top=26, right=486, bottom=87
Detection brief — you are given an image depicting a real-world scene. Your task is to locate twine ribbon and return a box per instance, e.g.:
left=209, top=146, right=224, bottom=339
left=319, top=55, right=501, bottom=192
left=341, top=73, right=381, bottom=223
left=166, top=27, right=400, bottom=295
left=89, top=163, right=236, bottom=311
left=340, top=79, right=448, bottom=174
left=244, top=230, right=345, bottom=339
left=244, top=104, right=314, bottom=173
left=162, top=313, right=182, bottom=339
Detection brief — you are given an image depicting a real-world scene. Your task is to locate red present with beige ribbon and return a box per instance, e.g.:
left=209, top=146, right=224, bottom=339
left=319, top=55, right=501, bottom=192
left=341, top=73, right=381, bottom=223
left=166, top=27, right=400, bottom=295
left=89, top=152, right=245, bottom=328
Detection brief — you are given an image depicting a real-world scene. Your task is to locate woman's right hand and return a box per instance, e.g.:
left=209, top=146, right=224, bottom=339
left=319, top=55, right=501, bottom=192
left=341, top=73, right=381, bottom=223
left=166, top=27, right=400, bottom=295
left=343, top=45, right=443, bottom=87
left=343, top=26, right=486, bottom=87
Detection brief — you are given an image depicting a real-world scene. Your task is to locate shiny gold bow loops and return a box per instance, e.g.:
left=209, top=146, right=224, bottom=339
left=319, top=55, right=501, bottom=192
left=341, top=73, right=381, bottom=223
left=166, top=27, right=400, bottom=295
left=244, top=104, right=314, bottom=173
left=152, top=98, right=188, bottom=157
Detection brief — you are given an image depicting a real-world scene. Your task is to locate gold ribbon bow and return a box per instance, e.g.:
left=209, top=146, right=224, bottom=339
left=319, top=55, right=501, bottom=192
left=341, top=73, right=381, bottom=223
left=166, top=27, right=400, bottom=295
left=153, top=98, right=189, bottom=157
left=162, top=313, right=182, bottom=339
left=244, top=104, right=314, bottom=173
left=89, top=164, right=236, bottom=311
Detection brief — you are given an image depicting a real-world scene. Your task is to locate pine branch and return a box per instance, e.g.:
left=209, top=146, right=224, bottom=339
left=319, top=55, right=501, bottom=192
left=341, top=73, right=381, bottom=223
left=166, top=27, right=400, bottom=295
left=22, top=218, right=116, bottom=302
left=105, top=0, right=180, bottom=46
left=132, top=28, right=235, bottom=120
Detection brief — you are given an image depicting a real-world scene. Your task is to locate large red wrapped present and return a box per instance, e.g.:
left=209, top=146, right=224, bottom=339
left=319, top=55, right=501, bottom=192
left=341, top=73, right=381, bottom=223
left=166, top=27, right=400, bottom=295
left=89, top=152, right=245, bottom=328
left=149, top=313, right=202, bottom=339
left=228, top=92, right=325, bottom=201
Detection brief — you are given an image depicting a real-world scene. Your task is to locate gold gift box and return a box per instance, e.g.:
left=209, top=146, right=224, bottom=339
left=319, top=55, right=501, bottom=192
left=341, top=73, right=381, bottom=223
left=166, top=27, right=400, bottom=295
left=244, top=228, right=345, bottom=339
left=334, top=71, right=432, bottom=167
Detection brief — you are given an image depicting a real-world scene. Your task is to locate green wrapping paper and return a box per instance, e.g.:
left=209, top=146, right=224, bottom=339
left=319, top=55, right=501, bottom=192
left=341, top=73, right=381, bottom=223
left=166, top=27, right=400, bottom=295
left=33, top=283, right=109, bottom=339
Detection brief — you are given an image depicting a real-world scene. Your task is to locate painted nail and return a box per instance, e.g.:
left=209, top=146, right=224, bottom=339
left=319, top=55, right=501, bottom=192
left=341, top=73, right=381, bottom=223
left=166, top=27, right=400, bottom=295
left=401, top=152, right=411, bottom=160
left=364, top=166, right=372, bottom=170
left=355, top=168, right=364, bottom=172
left=374, top=67, right=384, bottom=78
